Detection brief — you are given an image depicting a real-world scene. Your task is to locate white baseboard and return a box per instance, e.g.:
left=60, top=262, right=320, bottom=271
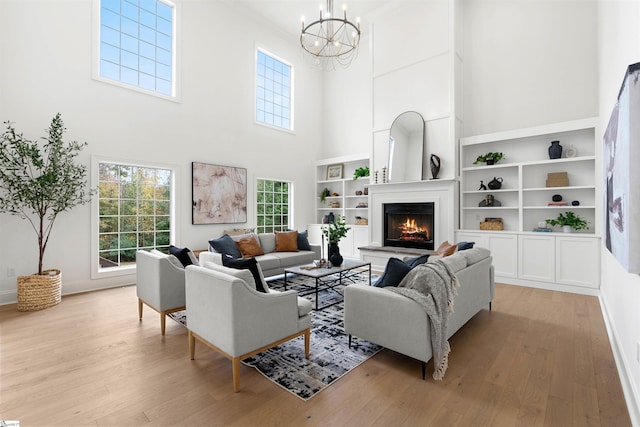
left=599, top=294, right=640, bottom=427
left=496, top=276, right=600, bottom=296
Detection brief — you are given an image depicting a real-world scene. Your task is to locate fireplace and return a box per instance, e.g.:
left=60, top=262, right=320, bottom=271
left=383, top=202, right=435, bottom=250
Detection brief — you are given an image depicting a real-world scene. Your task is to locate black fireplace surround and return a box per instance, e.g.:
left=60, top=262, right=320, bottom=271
left=383, top=202, right=435, bottom=250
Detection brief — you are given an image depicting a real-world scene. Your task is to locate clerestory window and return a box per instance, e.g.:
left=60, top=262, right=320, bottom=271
left=256, top=49, right=293, bottom=131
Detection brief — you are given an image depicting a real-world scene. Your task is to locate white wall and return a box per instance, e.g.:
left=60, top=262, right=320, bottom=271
left=463, top=0, right=598, bottom=136
left=0, top=0, right=324, bottom=302
left=598, top=0, right=640, bottom=423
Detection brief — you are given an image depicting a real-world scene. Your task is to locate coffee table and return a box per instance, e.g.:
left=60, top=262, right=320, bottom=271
left=283, top=259, right=371, bottom=310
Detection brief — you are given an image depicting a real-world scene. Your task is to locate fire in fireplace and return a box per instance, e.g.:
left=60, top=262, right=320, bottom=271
left=384, top=202, right=435, bottom=250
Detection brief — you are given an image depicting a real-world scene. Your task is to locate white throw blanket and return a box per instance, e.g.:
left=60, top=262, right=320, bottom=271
left=387, top=259, right=459, bottom=380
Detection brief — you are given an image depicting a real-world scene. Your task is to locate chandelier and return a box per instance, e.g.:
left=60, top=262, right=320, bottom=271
left=300, top=0, right=361, bottom=69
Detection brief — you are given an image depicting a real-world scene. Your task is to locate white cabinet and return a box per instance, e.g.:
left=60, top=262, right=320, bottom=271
left=457, top=231, right=517, bottom=278
left=518, top=234, right=555, bottom=282
left=457, top=230, right=601, bottom=294
left=555, top=235, right=600, bottom=289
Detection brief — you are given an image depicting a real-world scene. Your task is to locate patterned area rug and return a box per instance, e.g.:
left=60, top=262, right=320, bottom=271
left=169, top=270, right=381, bottom=400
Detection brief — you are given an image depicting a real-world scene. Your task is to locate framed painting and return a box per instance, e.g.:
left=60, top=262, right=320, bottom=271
left=192, top=162, right=247, bottom=224
left=604, top=62, right=640, bottom=273
left=326, top=164, right=343, bottom=180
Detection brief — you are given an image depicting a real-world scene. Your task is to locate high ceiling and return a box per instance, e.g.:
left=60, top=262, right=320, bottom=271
left=233, top=0, right=396, bottom=38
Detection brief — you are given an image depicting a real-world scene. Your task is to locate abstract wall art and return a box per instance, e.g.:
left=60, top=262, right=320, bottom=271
left=192, top=162, right=247, bottom=224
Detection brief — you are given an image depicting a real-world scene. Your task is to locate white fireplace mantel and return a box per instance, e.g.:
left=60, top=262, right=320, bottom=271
left=366, top=179, right=458, bottom=248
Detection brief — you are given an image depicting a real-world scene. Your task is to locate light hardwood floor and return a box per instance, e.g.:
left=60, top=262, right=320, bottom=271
left=0, top=283, right=631, bottom=426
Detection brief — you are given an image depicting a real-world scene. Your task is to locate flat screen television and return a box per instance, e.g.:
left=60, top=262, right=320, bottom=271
left=603, top=62, right=640, bottom=274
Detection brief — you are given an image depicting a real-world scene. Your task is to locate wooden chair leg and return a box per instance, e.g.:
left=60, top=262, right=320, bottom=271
left=138, top=298, right=143, bottom=320
left=232, top=357, right=241, bottom=392
left=160, top=311, right=167, bottom=336
left=421, top=361, right=426, bottom=380
left=304, top=328, right=310, bottom=358
left=189, top=331, right=196, bottom=360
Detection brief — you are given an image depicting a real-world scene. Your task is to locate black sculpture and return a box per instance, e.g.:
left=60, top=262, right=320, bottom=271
left=478, top=180, right=487, bottom=191
left=430, top=154, right=441, bottom=179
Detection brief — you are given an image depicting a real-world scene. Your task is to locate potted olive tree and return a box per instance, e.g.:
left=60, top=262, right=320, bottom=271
left=0, top=114, right=94, bottom=311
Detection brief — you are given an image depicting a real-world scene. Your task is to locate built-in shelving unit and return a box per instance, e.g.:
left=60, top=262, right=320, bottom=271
left=309, top=154, right=370, bottom=259
left=457, top=118, right=601, bottom=294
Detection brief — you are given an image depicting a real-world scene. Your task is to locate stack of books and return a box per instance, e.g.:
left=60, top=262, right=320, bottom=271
left=532, top=227, right=552, bottom=232
left=548, top=201, right=568, bottom=206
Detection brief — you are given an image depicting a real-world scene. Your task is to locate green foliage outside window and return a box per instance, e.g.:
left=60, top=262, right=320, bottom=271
left=256, top=179, right=291, bottom=234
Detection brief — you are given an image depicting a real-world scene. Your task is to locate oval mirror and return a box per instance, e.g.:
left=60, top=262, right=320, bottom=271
left=388, top=111, right=425, bottom=182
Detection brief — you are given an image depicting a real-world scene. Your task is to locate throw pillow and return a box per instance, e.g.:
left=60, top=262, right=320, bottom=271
left=403, top=254, right=429, bottom=268
left=169, top=245, right=196, bottom=267
left=435, top=241, right=457, bottom=257
left=209, top=234, right=242, bottom=259
left=258, top=233, right=276, bottom=253
left=287, top=229, right=312, bottom=251
left=274, top=230, right=299, bottom=252
left=373, top=257, right=413, bottom=288
left=457, top=241, right=475, bottom=251
left=235, top=234, right=265, bottom=258
left=222, top=256, right=268, bottom=293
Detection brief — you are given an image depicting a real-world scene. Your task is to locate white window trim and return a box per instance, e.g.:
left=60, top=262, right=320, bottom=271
left=90, top=155, right=180, bottom=279
left=91, top=0, right=182, bottom=102
left=255, top=177, right=295, bottom=232
left=254, top=45, right=295, bottom=133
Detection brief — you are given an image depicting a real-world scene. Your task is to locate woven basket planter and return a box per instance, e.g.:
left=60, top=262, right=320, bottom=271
left=17, top=269, right=62, bottom=312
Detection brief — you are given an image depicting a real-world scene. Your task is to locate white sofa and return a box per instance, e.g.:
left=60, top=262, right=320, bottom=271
left=185, top=263, right=312, bottom=392
left=205, top=232, right=321, bottom=277
left=344, top=247, right=494, bottom=378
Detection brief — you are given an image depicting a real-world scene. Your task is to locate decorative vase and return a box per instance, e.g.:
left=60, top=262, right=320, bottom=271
left=327, top=212, right=335, bottom=224
left=486, top=159, right=495, bottom=165
left=487, top=177, right=503, bottom=190
left=328, top=243, right=343, bottom=267
left=562, top=225, right=573, bottom=233
left=430, top=154, right=441, bottom=179
left=552, top=194, right=563, bottom=202
left=17, top=269, right=62, bottom=312
left=549, top=140, right=563, bottom=159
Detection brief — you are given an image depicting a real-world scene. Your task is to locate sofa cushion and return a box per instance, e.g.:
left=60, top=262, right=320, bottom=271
left=268, top=251, right=315, bottom=268
left=457, top=241, right=475, bottom=251
left=236, top=234, right=265, bottom=258
left=441, top=252, right=468, bottom=273
left=373, top=257, right=413, bottom=287
left=203, top=261, right=256, bottom=291
left=258, top=233, right=277, bottom=253
left=462, top=247, right=491, bottom=266
left=169, top=245, right=198, bottom=267
left=209, top=234, right=242, bottom=259
left=275, top=230, right=299, bottom=252
left=403, top=254, right=429, bottom=268
left=222, top=256, right=269, bottom=293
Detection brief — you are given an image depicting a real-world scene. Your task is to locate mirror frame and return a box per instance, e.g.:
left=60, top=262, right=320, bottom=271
left=387, top=111, right=425, bottom=183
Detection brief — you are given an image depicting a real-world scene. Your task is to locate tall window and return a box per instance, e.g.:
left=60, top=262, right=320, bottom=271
left=98, top=162, right=173, bottom=270
left=256, top=179, right=292, bottom=233
left=99, top=0, right=175, bottom=97
left=256, top=49, right=293, bottom=131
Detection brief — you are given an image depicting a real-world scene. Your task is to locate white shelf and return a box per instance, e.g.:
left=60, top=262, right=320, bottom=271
left=523, top=205, right=596, bottom=209
left=522, top=185, right=595, bottom=192
left=463, top=189, right=519, bottom=194
left=463, top=206, right=519, bottom=210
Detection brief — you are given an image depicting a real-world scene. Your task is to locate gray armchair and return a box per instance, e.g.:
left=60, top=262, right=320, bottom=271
left=136, top=250, right=186, bottom=335
left=185, top=264, right=312, bottom=392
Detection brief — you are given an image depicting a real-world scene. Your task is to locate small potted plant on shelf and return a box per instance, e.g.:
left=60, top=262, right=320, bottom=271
left=474, top=152, right=504, bottom=165
left=320, top=187, right=331, bottom=203
left=353, top=166, right=370, bottom=180
left=545, top=211, right=589, bottom=233
left=322, top=214, right=350, bottom=267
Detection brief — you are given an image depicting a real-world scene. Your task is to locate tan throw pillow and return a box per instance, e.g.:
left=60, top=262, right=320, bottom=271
left=274, top=230, right=299, bottom=252
left=435, top=241, right=457, bottom=257
left=236, top=234, right=265, bottom=258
